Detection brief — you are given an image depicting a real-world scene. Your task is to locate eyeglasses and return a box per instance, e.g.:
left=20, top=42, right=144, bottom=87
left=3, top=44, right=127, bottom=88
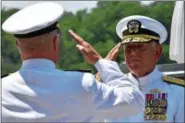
left=123, top=42, right=157, bottom=53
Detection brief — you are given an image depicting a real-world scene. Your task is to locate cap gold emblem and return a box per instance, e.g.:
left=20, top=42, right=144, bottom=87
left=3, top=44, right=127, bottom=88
left=127, top=20, right=141, bottom=33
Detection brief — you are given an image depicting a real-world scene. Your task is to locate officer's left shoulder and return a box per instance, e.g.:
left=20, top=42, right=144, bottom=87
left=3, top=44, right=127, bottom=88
left=162, top=75, right=184, bottom=87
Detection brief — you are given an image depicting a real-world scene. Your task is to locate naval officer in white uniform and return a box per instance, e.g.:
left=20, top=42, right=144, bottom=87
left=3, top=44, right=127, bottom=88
left=99, top=15, right=184, bottom=122
left=1, top=2, right=145, bottom=122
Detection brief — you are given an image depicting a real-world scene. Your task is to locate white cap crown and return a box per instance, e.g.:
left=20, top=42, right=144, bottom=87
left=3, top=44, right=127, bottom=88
left=116, top=15, right=168, bottom=44
left=2, top=2, right=64, bottom=37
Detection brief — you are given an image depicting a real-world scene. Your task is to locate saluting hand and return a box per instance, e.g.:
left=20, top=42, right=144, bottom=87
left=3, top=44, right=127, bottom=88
left=105, top=42, right=122, bottom=60
left=95, top=43, right=122, bottom=81
left=68, top=29, right=102, bottom=64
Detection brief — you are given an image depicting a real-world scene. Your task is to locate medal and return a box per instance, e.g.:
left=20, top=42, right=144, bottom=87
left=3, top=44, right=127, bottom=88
left=152, top=99, right=160, bottom=107
left=160, top=99, right=167, bottom=107
left=160, top=114, right=166, bottom=120
left=144, top=89, right=168, bottom=121
left=153, top=107, right=158, bottom=114
left=145, top=107, right=151, bottom=114
left=144, top=115, right=150, bottom=120
left=158, top=108, right=163, bottom=114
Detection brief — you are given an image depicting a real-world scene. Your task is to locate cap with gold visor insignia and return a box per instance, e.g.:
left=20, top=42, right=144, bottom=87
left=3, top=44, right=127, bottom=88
left=116, top=15, right=168, bottom=44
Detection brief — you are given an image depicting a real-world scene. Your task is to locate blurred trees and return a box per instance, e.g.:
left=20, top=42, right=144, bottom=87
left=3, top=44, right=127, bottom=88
left=1, top=1, right=176, bottom=76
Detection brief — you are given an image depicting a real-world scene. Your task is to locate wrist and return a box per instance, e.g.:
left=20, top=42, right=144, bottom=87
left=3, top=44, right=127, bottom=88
left=93, top=57, right=103, bottom=65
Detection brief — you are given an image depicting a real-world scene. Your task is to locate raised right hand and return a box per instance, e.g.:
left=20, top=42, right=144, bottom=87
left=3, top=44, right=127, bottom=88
left=68, top=29, right=102, bottom=65
left=95, top=43, right=122, bottom=81
left=105, top=42, right=122, bottom=60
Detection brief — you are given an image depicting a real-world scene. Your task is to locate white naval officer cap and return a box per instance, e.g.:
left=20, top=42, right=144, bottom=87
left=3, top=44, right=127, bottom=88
left=116, top=15, right=168, bottom=44
left=2, top=2, right=63, bottom=38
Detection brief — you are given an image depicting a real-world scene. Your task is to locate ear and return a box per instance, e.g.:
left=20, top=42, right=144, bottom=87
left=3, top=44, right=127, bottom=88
left=16, top=40, right=19, bottom=47
left=155, top=44, right=162, bottom=62
left=52, top=36, right=58, bottom=50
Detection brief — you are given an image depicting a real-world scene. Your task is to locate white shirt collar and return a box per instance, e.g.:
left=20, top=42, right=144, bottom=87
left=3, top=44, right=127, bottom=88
left=128, top=66, right=162, bottom=87
left=21, top=58, right=56, bottom=69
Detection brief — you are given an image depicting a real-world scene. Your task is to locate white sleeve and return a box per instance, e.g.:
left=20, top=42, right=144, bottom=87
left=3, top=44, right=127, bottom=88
left=82, top=73, right=144, bottom=120
left=95, top=59, right=138, bottom=86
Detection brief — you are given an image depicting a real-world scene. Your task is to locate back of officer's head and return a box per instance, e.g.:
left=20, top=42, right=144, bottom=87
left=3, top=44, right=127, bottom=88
left=2, top=2, right=63, bottom=63
left=116, top=15, right=168, bottom=77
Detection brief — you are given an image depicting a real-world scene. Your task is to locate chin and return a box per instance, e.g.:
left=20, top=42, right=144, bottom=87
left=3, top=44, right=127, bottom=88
left=128, top=62, right=141, bottom=69
left=128, top=63, right=142, bottom=73
left=129, top=67, right=140, bottom=74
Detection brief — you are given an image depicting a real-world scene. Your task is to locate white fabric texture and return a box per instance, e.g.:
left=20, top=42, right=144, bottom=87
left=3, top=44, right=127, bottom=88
left=2, top=59, right=144, bottom=122
left=2, top=2, right=63, bottom=34
left=170, top=1, right=184, bottom=63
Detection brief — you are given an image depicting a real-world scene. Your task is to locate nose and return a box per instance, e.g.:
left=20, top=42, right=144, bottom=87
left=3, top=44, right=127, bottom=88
left=130, top=48, right=139, bottom=55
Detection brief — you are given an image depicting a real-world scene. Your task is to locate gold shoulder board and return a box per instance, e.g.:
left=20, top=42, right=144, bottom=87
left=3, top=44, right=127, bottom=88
left=162, top=76, right=185, bottom=87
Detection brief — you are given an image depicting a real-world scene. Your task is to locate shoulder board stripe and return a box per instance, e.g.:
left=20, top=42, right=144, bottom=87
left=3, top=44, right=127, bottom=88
left=162, top=76, right=185, bottom=87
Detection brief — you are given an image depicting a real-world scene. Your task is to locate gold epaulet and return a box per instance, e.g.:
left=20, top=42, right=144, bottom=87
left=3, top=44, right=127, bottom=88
left=162, top=76, right=185, bottom=87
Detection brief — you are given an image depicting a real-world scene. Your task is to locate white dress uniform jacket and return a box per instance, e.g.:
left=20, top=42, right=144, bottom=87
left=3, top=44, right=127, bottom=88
left=104, top=67, right=184, bottom=122
left=2, top=59, right=144, bottom=122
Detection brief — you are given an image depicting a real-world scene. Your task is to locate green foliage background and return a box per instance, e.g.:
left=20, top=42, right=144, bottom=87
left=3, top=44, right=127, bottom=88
left=1, top=1, right=176, bottom=76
